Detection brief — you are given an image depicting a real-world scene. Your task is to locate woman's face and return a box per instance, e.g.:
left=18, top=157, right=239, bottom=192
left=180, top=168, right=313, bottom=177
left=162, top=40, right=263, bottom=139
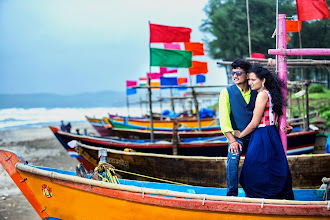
left=248, top=72, right=264, bottom=91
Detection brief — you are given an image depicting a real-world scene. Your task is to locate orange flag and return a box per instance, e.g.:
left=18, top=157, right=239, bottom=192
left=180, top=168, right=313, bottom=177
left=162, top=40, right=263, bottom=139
left=287, top=34, right=291, bottom=43
left=149, top=81, right=160, bottom=90
left=184, top=42, right=205, bottom=56
left=286, top=20, right=302, bottom=33
left=177, top=77, right=188, bottom=85
left=189, top=61, right=208, bottom=75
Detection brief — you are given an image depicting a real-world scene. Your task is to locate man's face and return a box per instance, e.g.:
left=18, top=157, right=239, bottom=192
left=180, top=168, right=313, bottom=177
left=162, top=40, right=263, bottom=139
left=231, top=67, right=247, bottom=85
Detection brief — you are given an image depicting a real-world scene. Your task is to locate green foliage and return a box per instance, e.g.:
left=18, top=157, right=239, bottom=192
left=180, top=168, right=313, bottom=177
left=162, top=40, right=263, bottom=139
left=308, top=84, right=324, bottom=93
left=201, top=0, right=330, bottom=61
left=200, top=0, right=297, bottom=60
left=319, top=103, right=330, bottom=128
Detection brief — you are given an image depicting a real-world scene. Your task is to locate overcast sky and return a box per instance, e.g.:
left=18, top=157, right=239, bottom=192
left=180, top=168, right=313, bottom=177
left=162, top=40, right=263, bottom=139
left=0, top=0, right=227, bottom=95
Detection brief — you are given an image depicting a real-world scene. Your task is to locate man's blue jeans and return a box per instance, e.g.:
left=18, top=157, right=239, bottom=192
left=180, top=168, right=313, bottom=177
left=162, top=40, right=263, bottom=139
left=226, top=138, right=249, bottom=196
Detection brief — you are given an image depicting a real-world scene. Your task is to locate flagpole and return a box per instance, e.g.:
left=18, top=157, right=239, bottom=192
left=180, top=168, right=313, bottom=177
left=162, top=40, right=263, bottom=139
left=126, top=94, right=130, bottom=118
left=159, top=89, right=163, bottom=120
left=246, top=0, right=252, bottom=57
left=148, top=21, right=155, bottom=142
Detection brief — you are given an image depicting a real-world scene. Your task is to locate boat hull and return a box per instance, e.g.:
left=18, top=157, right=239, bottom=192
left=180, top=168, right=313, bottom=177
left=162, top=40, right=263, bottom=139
left=1, top=150, right=329, bottom=219
left=76, top=143, right=330, bottom=189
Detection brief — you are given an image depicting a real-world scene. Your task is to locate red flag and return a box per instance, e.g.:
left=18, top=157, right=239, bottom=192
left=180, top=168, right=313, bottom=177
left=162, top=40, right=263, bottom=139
left=126, top=80, right=137, bottom=87
left=251, top=53, right=265, bottom=59
left=184, top=42, right=205, bottom=56
left=286, top=20, right=302, bottom=32
left=189, top=61, right=208, bottom=75
left=296, top=0, right=329, bottom=21
left=150, top=23, right=192, bottom=43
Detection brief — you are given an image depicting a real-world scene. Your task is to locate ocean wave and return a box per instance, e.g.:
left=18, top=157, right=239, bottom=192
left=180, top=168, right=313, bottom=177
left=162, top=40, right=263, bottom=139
left=0, top=106, right=165, bottom=130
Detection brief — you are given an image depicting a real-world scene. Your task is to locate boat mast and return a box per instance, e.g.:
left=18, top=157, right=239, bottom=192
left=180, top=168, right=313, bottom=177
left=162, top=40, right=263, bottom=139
left=148, top=21, right=154, bottom=142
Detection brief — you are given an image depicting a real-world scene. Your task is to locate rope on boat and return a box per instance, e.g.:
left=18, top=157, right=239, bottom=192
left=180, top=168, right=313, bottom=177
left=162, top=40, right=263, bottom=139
left=90, top=161, right=120, bottom=184
left=112, top=168, right=192, bottom=186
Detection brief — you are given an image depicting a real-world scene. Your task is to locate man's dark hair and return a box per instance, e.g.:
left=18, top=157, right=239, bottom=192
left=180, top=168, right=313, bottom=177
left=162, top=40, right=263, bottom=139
left=231, top=58, right=251, bottom=73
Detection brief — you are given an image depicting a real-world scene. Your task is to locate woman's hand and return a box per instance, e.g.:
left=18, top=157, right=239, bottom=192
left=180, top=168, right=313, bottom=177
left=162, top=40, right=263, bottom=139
left=234, top=130, right=241, bottom=138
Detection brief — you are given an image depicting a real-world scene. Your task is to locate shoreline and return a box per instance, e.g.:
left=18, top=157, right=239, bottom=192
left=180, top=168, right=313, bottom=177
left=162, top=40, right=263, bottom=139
left=0, top=122, right=95, bottom=220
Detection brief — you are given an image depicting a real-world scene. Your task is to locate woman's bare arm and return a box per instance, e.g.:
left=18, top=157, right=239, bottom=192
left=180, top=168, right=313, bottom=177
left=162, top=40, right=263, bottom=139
left=237, top=92, right=268, bottom=138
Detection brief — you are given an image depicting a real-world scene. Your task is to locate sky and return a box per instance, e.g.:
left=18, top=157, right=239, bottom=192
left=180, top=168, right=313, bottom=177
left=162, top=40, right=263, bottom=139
left=0, top=0, right=227, bottom=95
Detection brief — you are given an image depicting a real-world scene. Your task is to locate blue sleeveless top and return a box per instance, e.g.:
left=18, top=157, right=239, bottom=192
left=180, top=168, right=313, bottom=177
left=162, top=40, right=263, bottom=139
left=227, top=85, right=257, bottom=131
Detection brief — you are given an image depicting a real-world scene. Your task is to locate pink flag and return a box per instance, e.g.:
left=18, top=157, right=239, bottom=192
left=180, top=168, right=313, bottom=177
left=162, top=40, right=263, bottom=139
left=147, top=72, right=163, bottom=79
left=164, top=43, right=181, bottom=50
left=160, top=67, right=178, bottom=74
left=126, top=80, right=137, bottom=87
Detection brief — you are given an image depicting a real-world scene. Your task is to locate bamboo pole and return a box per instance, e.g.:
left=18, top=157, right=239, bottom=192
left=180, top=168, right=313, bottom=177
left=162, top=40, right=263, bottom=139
left=148, top=21, right=154, bottom=142
left=276, top=14, right=288, bottom=153
left=246, top=0, right=252, bottom=57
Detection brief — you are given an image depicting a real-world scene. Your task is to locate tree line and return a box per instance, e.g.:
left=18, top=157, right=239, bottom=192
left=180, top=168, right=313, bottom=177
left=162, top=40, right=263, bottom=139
left=200, top=0, right=330, bottom=87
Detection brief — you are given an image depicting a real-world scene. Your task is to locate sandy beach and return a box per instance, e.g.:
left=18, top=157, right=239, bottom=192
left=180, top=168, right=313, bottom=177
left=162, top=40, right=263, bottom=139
left=0, top=122, right=94, bottom=220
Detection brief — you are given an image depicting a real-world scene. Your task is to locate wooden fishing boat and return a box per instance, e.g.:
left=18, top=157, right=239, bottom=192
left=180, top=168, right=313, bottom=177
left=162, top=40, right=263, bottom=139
left=108, top=118, right=220, bottom=131
left=1, top=149, right=329, bottom=219
left=49, top=126, right=229, bottom=170
left=74, top=142, right=330, bottom=189
left=86, top=115, right=224, bottom=138
left=85, top=116, right=113, bottom=136
left=49, top=126, right=318, bottom=173
left=109, top=113, right=216, bottom=129
left=109, top=126, right=224, bottom=139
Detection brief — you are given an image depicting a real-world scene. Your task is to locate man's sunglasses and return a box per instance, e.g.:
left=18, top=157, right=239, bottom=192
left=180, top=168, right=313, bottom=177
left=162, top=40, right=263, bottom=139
left=231, top=71, right=243, bottom=76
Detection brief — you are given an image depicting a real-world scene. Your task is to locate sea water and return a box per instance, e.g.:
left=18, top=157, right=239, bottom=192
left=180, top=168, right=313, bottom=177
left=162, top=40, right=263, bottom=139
left=0, top=107, right=164, bottom=130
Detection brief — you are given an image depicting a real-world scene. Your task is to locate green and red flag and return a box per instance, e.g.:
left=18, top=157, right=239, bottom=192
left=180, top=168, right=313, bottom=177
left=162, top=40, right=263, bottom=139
left=150, top=48, right=192, bottom=68
left=139, top=77, right=147, bottom=86
left=149, top=23, right=192, bottom=43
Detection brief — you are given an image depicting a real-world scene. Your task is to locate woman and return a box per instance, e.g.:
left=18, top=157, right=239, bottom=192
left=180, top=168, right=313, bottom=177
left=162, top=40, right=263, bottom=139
left=234, top=64, right=294, bottom=200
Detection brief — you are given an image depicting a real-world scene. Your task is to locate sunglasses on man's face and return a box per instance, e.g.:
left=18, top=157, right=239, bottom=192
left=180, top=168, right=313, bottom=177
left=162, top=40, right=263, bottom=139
left=231, top=71, right=243, bottom=76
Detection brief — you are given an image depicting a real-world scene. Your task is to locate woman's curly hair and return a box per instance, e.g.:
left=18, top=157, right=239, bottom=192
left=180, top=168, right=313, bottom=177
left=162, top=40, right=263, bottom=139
left=248, top=64, right=286, bottom=116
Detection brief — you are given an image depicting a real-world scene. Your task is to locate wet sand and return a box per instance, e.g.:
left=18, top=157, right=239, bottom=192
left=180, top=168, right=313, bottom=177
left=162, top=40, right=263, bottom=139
left=0, top=123, right=94, bottom=220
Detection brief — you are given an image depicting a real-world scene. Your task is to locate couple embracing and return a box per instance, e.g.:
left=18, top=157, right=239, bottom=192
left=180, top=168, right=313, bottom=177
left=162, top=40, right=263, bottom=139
left=219, top=58, right=294, bottom=200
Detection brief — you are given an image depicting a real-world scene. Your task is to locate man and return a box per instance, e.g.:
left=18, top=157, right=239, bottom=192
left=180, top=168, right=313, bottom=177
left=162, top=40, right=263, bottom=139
left=60, top=120, right=66, bottom=132
left=219, top=58, right=256, bottom=196
left=219, top=58, right=292, bottom=196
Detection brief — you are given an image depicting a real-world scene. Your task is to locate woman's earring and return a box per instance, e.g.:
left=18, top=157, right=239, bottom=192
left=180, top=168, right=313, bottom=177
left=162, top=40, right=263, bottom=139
left=262, top=83, right=265, bottom=88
